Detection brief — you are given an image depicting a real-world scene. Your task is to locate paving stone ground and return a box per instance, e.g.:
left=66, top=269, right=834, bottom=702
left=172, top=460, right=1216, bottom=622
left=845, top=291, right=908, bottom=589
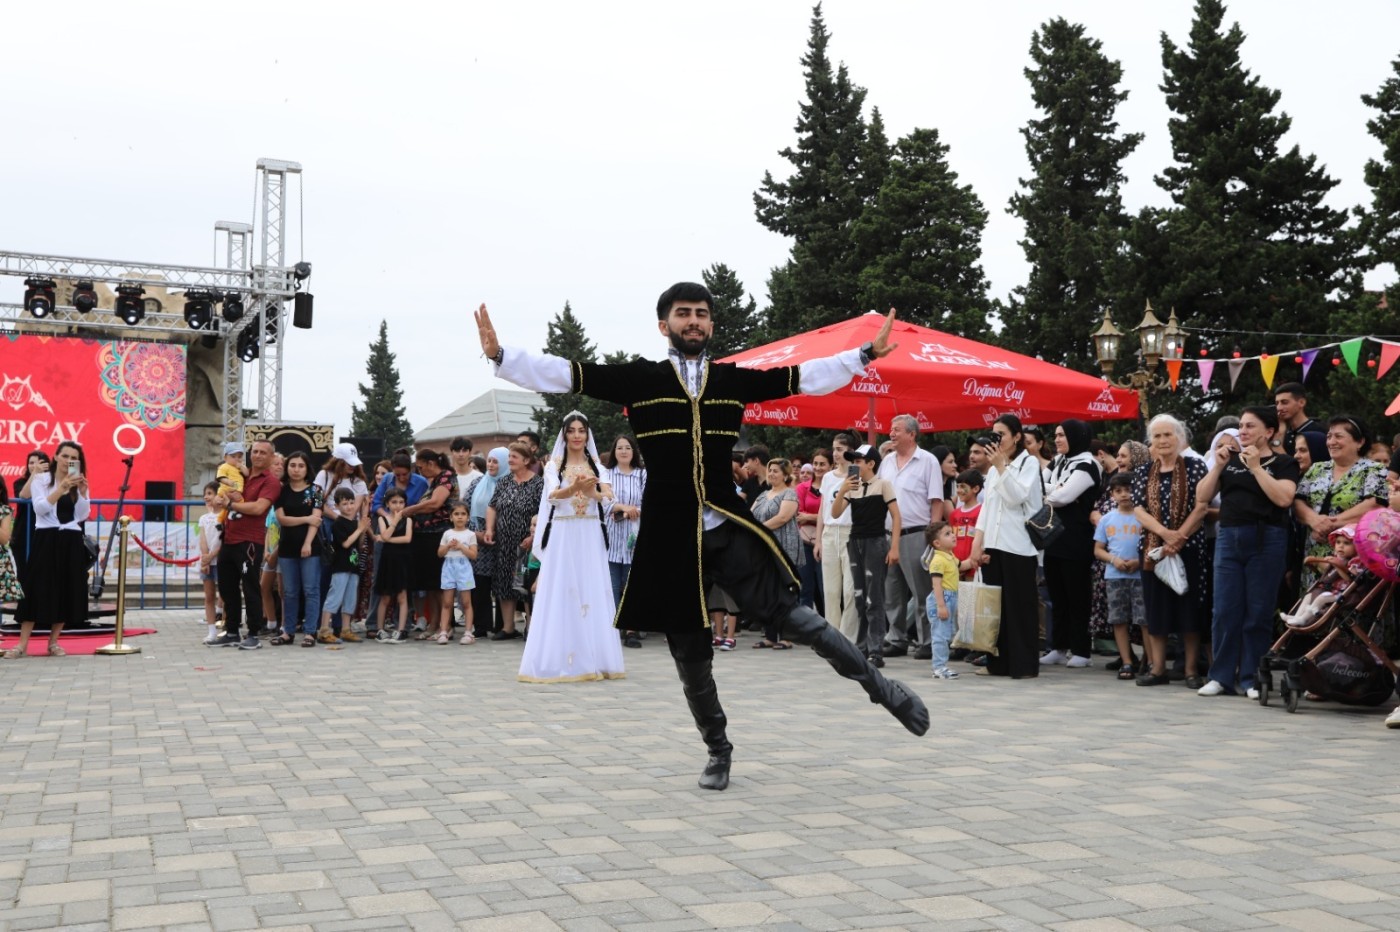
left=3, top=610, right=1400, bottom=931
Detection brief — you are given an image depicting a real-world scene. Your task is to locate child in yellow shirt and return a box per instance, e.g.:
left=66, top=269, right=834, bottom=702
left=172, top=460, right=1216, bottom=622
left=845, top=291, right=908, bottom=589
left=925, top=521, right=960, bottom=679
left=216, top=443, right=248, bottom=528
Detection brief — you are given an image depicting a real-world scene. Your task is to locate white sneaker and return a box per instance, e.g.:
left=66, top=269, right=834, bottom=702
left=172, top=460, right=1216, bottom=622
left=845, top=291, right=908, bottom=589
left=1039, top=650, right=1068, bottom=665
left=1385, top=706, right=1400, bottom=729
left=1246, top=687, right=1260, bottom=700
left=1197, top=680, right=1227, bottom=696
left=1065, top=655, right=1092, bottom=668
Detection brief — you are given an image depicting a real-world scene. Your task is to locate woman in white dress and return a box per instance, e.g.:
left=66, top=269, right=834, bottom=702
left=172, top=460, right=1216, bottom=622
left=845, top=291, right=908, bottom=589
left=518, top=412, right=626, bottom=683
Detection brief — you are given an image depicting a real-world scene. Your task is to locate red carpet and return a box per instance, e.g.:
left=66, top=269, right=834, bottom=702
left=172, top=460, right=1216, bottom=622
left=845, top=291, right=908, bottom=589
left=1, top=628, right=157, bottom=656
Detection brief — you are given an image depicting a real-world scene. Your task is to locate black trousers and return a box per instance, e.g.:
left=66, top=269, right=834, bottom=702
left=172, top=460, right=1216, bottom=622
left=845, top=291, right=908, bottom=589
left=1044, top=554, right=1092, bottom=658
left=217, top=540, right=265, bottom=637
left=984, top=549, right=1040, bottom=678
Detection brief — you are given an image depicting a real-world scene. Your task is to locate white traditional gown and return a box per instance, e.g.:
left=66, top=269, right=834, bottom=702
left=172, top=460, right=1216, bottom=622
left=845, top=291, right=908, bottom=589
left=518, top=461, right=626, bottom=683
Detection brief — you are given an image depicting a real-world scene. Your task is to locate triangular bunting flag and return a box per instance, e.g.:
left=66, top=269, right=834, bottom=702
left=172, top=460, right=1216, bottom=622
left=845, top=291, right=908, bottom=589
left=1259, top=355, right=1279, bottom=390
left=1300, top=349, right=1319, bottom=381
left=1165, top=359, right=1182, bottom=391
left=1228, top=359, right=1246, bottom=391
left=1389, top=389, right=1400, bottom=417
left=1340, top=338, right=1364, bottom=375
left=1197, top=359, right=1215, bottom=394
left=1379, top=341, right=1400, bottom=380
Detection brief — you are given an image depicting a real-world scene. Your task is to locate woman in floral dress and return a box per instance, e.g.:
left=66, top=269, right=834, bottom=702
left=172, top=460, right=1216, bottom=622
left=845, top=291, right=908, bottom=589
left=1293, top=416, right=1387, bottom=589
left=483, top=442, right=543, bottom=640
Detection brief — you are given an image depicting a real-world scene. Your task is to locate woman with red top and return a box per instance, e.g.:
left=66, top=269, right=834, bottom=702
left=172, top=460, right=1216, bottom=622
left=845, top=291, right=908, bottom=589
left=795, top=450, right=829, bottom=613
left=406, top=450, right=456, bottom=637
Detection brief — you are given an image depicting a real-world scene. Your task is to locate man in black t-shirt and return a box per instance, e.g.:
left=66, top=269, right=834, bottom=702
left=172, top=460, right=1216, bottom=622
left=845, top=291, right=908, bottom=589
left=1274, top=382, right=1320, bottom=456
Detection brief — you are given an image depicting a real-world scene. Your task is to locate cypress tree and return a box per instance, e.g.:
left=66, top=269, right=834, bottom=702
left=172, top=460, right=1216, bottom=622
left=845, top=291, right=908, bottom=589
left=853, top=127, right=994, bottom=337
left=1139, top=0, right=1353, bottom=408
left=1360, top=54, right=1400, bottom=281
left=754, top=4, right=879, bottom=338
left=1004, top=18, right=1142, bottom=372
left=702, top=262, right=761, bottom=360
left=350, top=320, right=414, bottom=453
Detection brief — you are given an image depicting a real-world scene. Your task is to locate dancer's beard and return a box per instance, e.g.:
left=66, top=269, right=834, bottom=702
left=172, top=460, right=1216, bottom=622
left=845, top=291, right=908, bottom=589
left=667, top=326, right=710, bottom=357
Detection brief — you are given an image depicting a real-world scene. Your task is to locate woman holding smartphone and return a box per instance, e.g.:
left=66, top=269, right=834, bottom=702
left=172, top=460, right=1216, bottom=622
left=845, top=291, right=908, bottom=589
left=5, top=441, right=90, bottom=657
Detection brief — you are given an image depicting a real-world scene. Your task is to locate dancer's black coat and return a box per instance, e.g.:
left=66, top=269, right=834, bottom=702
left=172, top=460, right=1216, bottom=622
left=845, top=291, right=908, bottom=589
left=565, top=357, right=801, bottom=633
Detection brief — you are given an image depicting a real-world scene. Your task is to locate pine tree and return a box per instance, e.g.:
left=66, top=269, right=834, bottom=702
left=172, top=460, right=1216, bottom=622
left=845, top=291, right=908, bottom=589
left=702, top=263, right=761, bottom=359
left=350, top=320, right=414, bottom=453
left=852, top=127, right=994, bottom=337
left=754, top=4, right=881, bottom=338
left=1360, top=54, right=1400, bottom=282
left=1003, top=18, right=1142, bottom=372
left=530, top=302, right=629, bottom=450
left=1139, top=0, right=1353, bottom=412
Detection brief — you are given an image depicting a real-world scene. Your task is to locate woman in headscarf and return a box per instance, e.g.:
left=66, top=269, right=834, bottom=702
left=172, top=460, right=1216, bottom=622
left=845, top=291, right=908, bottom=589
left=1038, top=420, right=1102, bottom=668
left=463, top=447, right=508, bottom=639
left=518, top=412, right=624, bottom=682
left=1294, top=416, right=1387, bottom=589
left=1090, top=440, right=1150, bottom=676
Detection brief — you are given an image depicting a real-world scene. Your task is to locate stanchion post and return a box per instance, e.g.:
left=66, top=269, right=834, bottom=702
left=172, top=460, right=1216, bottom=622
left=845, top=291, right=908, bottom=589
left=97, top=516, right=140, bottom=656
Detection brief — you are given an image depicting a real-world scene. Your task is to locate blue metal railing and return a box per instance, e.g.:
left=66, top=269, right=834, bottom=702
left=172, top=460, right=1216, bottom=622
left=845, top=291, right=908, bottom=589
left=13, top=498, right=207, bottom=611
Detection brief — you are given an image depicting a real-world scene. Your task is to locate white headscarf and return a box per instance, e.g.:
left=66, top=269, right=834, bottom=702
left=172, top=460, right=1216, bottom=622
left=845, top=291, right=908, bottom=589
left=533, top=412, right=606, bottom=555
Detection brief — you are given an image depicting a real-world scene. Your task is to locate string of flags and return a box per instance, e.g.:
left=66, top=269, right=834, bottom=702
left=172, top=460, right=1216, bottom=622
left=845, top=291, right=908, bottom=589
left=1162, top=337, right=1400, bottom=394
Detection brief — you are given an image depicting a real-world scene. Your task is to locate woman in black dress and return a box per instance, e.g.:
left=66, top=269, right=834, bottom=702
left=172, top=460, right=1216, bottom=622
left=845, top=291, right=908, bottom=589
left=483, top=441, right=543, bottom=640
left=6, top=441, right=90, bottom=657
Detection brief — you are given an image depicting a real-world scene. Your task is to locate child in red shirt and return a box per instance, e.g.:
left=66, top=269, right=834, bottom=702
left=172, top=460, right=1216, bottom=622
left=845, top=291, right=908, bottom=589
left=949, top=469, right=983, bottom=579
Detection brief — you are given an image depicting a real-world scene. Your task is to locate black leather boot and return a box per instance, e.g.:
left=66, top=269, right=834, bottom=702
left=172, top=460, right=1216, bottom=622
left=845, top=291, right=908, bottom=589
left=674, top=657, right=732, bottom=790
left=784, top=604, right=930, bottom=736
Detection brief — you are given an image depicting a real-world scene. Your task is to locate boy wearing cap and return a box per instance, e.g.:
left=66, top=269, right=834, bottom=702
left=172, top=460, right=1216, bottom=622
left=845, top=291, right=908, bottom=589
left=829, top=444, right=902, bottom=666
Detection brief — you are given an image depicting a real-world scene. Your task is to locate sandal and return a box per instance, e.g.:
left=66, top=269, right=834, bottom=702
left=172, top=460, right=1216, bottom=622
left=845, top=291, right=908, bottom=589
left=3, top=647, right=23, bottom=659
left=47, top=643, right=65, bottom=657
left=773, top=641, right=794, bottom=650
left=1117, top=664, right=1136, bottom=680
left=414, top=630, right=433, bottom=641
left=270, top=633, right=294, bottom=646
left=459, top=633, right=476, bottom=645
left=752, top=640, right=774, bottom=649
left=301, top=634, right=316, bottom=648
left=435, top=632, right=450, bottom=644
left=317, top=630, right=341, bottom=644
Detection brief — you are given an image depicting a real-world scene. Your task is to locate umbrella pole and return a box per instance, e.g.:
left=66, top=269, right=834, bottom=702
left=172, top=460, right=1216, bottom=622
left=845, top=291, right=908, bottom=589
left=867, top=398, right=877, bottom=448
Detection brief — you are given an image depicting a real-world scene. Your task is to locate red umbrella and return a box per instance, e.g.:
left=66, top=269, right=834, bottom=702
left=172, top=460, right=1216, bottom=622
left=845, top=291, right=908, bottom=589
left=720, top=312, right=1139, bottom=437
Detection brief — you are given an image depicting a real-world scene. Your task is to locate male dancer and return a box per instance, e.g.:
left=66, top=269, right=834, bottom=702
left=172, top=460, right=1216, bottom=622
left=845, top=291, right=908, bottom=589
left=475, top=283, right=929, bottom=790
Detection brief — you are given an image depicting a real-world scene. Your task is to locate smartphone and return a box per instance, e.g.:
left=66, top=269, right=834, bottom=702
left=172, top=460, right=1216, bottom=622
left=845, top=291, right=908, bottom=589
left=847, top=464, right=860, bottom=479
left=68, top=462, right=80, bottom=476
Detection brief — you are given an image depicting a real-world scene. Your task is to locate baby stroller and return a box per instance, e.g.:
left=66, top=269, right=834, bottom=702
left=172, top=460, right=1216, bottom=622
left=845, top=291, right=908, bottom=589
left=1257, top=568, right=1398, bottom=713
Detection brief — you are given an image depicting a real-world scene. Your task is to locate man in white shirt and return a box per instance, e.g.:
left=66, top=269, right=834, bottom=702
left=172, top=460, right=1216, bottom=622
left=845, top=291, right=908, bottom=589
left=877, top=414, right=943, bottom=659
left=815, top=432, right=858, bottom=641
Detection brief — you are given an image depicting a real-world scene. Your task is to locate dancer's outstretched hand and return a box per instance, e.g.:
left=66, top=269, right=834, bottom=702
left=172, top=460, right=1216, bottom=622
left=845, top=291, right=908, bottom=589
left=870, top=307, right=899, bottom=358
left=476, top=303, right=500, bottom=360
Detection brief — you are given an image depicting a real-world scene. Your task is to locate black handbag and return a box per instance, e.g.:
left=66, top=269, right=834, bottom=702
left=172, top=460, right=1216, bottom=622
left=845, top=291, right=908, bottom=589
left=1025, top=503, right=1064, bottom=550
left=1025, top=464, right=1064, bottom=550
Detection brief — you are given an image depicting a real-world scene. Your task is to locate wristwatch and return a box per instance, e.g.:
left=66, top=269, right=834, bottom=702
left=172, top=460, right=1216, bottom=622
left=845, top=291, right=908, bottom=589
left=858, top=341, right=875, bottom=365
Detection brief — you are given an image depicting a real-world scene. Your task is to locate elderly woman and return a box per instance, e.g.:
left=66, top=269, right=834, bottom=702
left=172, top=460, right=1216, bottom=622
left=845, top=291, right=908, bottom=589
left=969, top=415, right=1044, bottom=679
left=1131, top=415, right=1210, bottom=688
left=1038, top=420, right=1103, bottom=668
left=1193, top=406, right=1299, bottom=698
left=1294, top=416, right=1387, bottom=590
left=483, top=441, right=543, bottom=639
left=1091, top=441, right=1150, bottom=676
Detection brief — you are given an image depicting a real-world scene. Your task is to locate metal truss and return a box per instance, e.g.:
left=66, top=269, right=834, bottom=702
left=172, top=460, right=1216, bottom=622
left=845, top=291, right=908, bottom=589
left=0, top=159, right=309, bottom=449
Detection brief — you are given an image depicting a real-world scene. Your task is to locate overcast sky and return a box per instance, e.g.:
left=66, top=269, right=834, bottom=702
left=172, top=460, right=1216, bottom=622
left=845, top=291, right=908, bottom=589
left=3, top=1, right=1397, bottom=441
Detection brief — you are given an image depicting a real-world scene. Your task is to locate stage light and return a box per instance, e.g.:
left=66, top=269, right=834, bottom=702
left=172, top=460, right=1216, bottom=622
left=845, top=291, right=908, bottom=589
left=293, top=261, right=312, bottom=281
left=183, top=289, right=215, bottom=330
left=72, top=280, right=98, bottom=313
left=23, top=278, right=56, bottom=318
left=237, top=319, right=260, bottom=362
left=293, top=292, right=313, bottom=329
left=115, top=284, right=145, bottom=325
left=221, top=292, right=244, bottom=322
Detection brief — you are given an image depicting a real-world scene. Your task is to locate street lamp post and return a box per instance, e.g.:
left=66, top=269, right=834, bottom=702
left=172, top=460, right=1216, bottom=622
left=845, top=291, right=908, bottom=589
left=1090, top=301, right=1184, bottom=420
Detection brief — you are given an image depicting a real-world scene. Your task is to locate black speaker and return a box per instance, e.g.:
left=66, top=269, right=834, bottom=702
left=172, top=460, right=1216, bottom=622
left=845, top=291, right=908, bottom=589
left=145, top=481, right=177, bottom=521
left=293, top=292, right=313, bottom=329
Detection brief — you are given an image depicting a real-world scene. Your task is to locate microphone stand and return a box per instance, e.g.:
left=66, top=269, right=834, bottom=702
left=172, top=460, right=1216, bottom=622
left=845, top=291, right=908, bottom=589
left=90, top=455, right=136, bottom=601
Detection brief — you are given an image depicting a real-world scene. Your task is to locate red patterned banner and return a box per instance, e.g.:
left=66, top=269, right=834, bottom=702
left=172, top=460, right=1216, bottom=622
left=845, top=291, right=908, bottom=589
left=0, top=334, right=186, bottom=505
